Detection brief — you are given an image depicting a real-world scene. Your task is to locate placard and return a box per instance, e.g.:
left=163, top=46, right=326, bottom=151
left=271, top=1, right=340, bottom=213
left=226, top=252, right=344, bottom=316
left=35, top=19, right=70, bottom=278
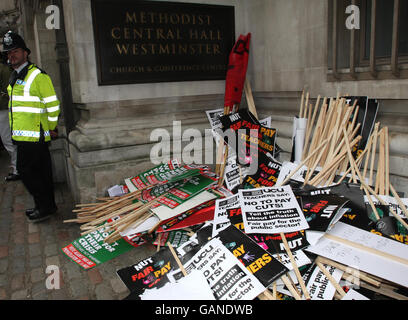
left=62, top=226, right=145, bottom=269
left=170, top=238, right=266, bottom=300
left=217, top=225, right=289, bottom=287
left=239, top=186, right=309, bottom=234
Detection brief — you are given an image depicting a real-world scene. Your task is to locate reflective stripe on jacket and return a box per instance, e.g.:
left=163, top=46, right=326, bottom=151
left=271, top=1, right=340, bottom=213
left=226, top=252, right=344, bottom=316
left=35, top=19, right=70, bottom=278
left=7, top=64, right=60, bottom=142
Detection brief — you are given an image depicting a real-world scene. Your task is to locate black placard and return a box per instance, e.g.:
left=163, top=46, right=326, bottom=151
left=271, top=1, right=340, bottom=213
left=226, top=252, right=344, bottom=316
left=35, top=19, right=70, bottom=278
left=91, top=0, right=235, bottom=85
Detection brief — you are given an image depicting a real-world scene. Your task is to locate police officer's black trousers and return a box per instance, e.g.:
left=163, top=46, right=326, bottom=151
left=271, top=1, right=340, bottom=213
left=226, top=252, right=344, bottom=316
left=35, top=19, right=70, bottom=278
left=16, top=141, right=57, bottom=214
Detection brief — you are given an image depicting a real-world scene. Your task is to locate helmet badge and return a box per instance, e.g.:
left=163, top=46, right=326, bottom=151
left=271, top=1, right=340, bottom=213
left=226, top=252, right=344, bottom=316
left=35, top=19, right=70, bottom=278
left=3, top=33, right=12, bottom=46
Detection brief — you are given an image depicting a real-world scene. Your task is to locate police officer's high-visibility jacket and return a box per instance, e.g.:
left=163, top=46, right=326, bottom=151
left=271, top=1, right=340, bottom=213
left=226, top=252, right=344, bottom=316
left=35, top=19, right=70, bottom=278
left=7, top=63, right=60, bottom=142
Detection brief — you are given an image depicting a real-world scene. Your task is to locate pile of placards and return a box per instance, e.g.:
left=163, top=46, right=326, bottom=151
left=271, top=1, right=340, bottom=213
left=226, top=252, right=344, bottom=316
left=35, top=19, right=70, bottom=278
left=63, top=93, right=408, bottom=301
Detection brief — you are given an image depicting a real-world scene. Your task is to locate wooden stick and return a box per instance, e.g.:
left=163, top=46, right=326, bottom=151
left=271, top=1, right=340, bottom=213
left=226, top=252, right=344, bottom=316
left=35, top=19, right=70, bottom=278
left=75, top=203, right=101, bottom=208
left=362, top=132, right=374, bottom=181
left=342, top=272, right=360, bottom=287
left=364, top=188, right=381, bottom=221
left=118, top=212, right=154, bottom=234
left=324, top=233, right=408, bottom=266
left=215, top=105, right=230, bottom=175
left=338, top=146, right=368, bottom=184
left=316, top=256, right=381, bottom=287
left=244, top=79, right=258, bottom=120
left=280, top=274, right=302, bottom=300
left=384, top=127, right=390, bottom=196
left=148, top=219, right=163, bottom=234
left=308, top=136, right=362, bottom=186
left=258, top=289, right=275, bottom=300
left=280, top=136, right=331, bottom=186
left=306, top=103, right=327, bottom=167
left=360, top=282, right=408, bottom=301
left=303, top=92, right=310, bottom=118
left=315, top=261, right=346, bottom=298
left=378, top=128, right=385, bottom=195
left=217, top=146, right=229, bottom=187
left=342, top=127, right=408, bottom=229
left=156, top=232, right=162, bottom=252
left=369, top=123, right=380, bottom=186
left=299, top=90, right=305, bottom=118
left=271, top=245, right=302, bottom=298
left=302, top=96, right=320, bottom=161
left=341, top=127, right=358, bottom=183
left=79, top=202, right=142, bottom=228
left=389, top=183, right=408, bottom=220
left=352, top=157, right=408, bottom=231
left=280, top=232, right=311, bottom=300
left=272, top=282, right=277, bottom=300
left=168, top=242, right=187, bottom=277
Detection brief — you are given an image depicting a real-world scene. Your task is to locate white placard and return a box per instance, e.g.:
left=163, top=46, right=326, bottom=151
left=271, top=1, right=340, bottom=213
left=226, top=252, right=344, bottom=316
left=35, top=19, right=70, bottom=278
left=223, top=156, right=247, bottom=191
left=140, top=270, right=215, bottom=300
left=306, top=222, right=408, bottom=288
left=174, top=238, right=266, bottom=300
left=306, top=263, right=344, bottom=300
left=239, top=186, right=309, bottom=234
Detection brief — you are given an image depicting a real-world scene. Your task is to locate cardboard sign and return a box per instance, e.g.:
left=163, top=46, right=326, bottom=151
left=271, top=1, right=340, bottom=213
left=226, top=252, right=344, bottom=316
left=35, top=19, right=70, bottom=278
left=152, top=190, right=217, bottom=221
left=223, top=155, right=249, bottom=191
left=363, top=195, right=408, bottom=245
left=219, top=109, right=277, bottom=167
left=116, top=246, right=178, bottom=298
left=175, top=223, right=214, bottom=260
left=62, top=226, right=145, bottom=269
left=302, top=262, right=344, bottom=300
left=153, top=230, right=191, bottom=248
left=239, top=186, right=309, bottom=234
left=234, top=153, right=282, bottom=191
left=212, top=194, right=240, bottom=237
left=306, top=222, right=408, bottom=288
left=125, top=159, right=181, bottom=192
left=301, top=194, right=350, bottom=245
left=226, top=207, right=309, bottom=254
left=217, top=225, right=289, bottom=287
left=170, top=238, right=266, bottom=300
left=156, top=198, right=217, bottom=233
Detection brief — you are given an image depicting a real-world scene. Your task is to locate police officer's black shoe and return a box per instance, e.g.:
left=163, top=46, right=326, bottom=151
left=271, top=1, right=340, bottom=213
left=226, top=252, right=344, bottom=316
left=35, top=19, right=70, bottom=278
left=5, top=173, right=20, bottom=181
left=27, top=209, right=54, bottom=223
left=26, top=208, right=37, bottom=217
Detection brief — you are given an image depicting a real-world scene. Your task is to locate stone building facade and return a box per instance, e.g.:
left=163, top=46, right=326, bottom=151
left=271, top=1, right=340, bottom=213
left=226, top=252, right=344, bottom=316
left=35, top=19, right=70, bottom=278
left=2, top=0, right=407, bottom=203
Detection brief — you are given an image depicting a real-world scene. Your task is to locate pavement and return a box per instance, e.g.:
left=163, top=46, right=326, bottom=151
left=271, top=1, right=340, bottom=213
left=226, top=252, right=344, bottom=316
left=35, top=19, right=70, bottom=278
left=0, top=148, right=157, bottom=300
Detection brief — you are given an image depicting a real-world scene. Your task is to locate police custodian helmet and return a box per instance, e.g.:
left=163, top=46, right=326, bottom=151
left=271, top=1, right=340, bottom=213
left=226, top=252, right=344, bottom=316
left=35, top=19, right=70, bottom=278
left=2, top=31, right=31, bottom=55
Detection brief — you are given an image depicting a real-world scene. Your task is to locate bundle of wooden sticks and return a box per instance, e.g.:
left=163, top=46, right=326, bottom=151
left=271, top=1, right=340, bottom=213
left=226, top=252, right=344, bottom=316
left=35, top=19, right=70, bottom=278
left=63, top=185, right=165, bottom=243
left=285, top=91, right=408, bottom=230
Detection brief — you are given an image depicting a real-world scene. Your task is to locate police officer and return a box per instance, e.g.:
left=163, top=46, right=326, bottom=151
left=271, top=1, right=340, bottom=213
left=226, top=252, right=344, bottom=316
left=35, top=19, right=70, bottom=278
left=2, top=31, right=60, bottom=223
left=0, top=52, right=19, bottom=181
